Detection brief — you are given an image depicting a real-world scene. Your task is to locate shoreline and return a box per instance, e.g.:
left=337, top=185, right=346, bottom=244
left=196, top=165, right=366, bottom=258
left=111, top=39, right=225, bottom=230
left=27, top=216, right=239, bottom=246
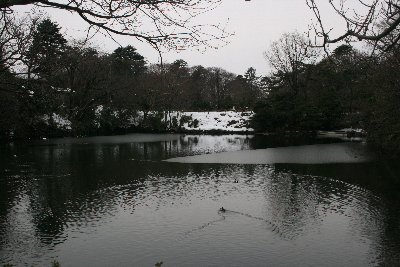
left=0, top=128, right=367, bottom=144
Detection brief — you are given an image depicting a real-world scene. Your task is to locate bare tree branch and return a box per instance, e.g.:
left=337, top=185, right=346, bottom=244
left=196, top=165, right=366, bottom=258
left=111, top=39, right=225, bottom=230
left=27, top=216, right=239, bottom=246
left=0, top=11, right=38, bottom=76
left=1, top=0, right=232, bottom=51
left=265, top=32, right=320, bottom=95
left=307, top=0, right=400, bottom=50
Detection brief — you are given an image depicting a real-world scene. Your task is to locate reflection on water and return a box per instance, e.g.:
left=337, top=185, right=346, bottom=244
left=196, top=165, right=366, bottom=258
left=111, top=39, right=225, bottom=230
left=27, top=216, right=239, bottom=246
left=1, top=134, right=400, bottom=266
left=165, top=142, right=372, bottom=164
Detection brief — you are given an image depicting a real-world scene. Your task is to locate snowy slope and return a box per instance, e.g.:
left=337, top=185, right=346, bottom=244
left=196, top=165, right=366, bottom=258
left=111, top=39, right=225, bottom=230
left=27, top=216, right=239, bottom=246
left=44, top=110, right=254, bottom=133
left=175, top=111, right=254, bottom=132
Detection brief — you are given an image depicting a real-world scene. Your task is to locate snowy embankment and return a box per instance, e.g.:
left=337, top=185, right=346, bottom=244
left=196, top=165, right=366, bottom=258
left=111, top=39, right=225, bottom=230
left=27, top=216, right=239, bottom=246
left=40, top=109, right=254, bottom=133
left=43, top=113, right=72, bottom=130
left=170, top=111, right=254, bottom=132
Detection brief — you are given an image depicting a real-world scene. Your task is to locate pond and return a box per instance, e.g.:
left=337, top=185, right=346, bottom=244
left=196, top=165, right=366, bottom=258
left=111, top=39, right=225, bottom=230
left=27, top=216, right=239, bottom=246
left=1, top=134, right=400, bottom=266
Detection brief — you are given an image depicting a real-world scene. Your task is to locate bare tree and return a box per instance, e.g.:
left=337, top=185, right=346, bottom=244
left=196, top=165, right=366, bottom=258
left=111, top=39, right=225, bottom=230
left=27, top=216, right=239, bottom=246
left=265, top=32, right=320, bottom=95
left=307, top=0, right=400, bottom=50
left=1, top=0, right=231, bottom=51
left=0, top=12, right=38, bottom=93
left=0, top=12, right=36, bottom=72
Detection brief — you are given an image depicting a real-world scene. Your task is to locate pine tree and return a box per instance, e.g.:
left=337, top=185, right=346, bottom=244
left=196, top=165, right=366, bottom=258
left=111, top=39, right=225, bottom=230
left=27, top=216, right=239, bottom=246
left=27, top=18, right=67, bottom=78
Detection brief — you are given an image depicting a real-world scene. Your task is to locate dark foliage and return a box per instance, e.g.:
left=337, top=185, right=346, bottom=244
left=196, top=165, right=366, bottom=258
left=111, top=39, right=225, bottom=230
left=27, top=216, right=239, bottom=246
left=252, top=39, right=400, bottom=155
left=0, top=18, right=263, bottom=140
left=252, top=44, right=366, bottom=133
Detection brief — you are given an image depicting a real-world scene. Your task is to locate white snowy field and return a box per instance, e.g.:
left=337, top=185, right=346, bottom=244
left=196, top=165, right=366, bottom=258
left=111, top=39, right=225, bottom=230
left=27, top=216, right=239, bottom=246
left=40, top=109, right=366, bottom=136
left=43, top=113, right=72, bottom=130
left=170, top=111, right=254, bottom=132
left=43, top=109, right=255, bottom=133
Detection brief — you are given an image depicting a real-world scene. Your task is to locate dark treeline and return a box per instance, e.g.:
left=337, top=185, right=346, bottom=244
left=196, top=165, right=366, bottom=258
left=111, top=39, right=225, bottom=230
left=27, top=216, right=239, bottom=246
left=2, top=17, right=400, bottom=155
left=0, top=17, right=263, bottom=139
left=251, top=32, right=400, bottom=155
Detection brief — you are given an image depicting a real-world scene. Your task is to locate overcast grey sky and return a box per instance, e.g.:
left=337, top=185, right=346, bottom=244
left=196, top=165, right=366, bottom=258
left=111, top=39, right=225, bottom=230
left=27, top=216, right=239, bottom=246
left=17, top=0, right=349, bottom=75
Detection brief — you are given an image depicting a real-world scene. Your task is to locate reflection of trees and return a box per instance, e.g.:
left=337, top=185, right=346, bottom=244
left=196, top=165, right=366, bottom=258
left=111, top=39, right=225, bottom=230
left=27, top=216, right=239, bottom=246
left=176, top=135, right=252, bottom=157
left=377, top=206, right=400, bottom=266
left=2, top=137, right=400, bottom=266
left=273, top=162, right=400, bottom=265
left=0, top=144, right=27, bottom=219
left=1, top=136, right=255, bottom=254
left=0, top=144, right=45, bottom=255
left=248, top=134, right=338, bottom=149
left=0, top=173, right=20, bottom=252
left=262, top=169, right=325, bottom=239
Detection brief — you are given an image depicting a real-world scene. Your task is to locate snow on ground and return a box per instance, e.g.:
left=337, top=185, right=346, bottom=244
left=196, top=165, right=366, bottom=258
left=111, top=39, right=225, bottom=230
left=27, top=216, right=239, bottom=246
left=172, top=111, right=254, bottom=132
left=116, top=110, right=255, bottom=132
left=43, top=113, right=72, bottom=130
left=45, top=109, right=254, bottom=133
left=52, top=113, right=72, bottom=130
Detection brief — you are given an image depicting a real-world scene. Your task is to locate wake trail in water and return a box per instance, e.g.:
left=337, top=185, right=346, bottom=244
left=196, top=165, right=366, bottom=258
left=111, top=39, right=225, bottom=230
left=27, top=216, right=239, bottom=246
left=224, top=209, right=288, bottom=239
left=183, top=216, right=226, bottom=236
left=183, top=209, right=289, bottom=239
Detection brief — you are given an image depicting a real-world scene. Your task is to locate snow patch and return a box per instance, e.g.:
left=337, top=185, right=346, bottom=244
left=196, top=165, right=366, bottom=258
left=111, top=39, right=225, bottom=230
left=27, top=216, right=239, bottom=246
left=174, top=111, right=254, bottom=132
left=123, top=110, right=254, bottom=132
left=43, top=113, right=72, bottom=130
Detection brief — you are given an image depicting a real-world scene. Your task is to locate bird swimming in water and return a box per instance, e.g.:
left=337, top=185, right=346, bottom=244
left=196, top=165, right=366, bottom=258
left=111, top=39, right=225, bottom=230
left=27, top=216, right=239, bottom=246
left=219, top=207, right=226, bottom=212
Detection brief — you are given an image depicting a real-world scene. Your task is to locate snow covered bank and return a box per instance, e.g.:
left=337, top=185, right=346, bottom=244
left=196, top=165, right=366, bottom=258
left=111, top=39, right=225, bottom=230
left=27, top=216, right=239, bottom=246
left=38, top=110, right=367, bottom=137
left=43, top=113, right=72, bottom=130
left=38, top=110, right=254, bottom=136
left=116, top=110, right=254, bottom=133
left=171, top=111, right=254, bottom=132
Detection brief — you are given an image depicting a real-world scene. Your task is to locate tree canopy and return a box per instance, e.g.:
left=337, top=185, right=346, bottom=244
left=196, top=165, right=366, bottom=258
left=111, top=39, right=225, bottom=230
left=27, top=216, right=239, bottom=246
left=27, top=18, right=67, bottom=77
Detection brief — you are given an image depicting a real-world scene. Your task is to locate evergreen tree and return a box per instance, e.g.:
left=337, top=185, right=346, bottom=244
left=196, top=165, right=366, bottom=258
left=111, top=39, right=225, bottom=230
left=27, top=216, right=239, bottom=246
left=111, top=45, right=146, bottom=77
left=26, top=18, right=67, bottom=78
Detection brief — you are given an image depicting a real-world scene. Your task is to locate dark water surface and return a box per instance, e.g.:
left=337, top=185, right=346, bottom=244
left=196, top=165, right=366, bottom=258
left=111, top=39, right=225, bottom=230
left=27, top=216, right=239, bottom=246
left=1, top=134, right=400, bottom=266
